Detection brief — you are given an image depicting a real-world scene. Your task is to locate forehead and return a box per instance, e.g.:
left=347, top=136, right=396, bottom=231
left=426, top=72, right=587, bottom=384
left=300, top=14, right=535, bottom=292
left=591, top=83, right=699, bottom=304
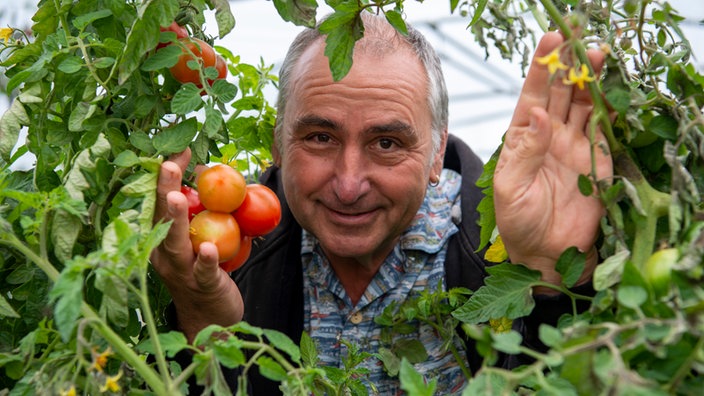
left=286, top=36, right=431, bottom=126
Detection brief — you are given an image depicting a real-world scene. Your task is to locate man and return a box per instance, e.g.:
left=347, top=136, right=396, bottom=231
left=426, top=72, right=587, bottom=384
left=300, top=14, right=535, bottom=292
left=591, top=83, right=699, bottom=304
left=151, top=12, right=611, bottom=394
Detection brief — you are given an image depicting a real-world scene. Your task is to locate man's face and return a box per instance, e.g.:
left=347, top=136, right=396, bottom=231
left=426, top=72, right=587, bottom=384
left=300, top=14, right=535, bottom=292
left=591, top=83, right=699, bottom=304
left=275, top=38, right=446, bottom=266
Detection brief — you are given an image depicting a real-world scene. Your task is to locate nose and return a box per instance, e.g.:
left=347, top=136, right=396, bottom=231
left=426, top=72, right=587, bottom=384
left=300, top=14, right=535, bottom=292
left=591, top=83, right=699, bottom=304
left=332, top=146, right=371, bottom=205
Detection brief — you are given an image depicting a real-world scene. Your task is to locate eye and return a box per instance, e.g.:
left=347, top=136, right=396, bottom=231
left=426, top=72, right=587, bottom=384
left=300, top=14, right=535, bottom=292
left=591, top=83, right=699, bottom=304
left=306, top=133, right=332, bottom=144
left=377, top=138, right=396, bottom=150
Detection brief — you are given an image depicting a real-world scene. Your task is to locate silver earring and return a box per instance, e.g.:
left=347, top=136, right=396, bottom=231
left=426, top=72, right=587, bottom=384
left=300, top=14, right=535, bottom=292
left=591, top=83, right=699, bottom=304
left=429, top=174, right=440, bottom=187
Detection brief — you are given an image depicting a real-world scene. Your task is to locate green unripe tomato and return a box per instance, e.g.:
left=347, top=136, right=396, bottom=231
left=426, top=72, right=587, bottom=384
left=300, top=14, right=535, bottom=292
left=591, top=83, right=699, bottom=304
left=643, top=248, right=678, bottom=297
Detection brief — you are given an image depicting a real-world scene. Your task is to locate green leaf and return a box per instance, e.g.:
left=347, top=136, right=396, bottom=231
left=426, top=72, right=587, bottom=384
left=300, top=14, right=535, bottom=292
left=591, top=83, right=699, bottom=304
left=264, top=328, right=301, bottom=363
left=468, top=0, right=488, bottom=27
left=384, top=10, right=407, bottom=36
left=50, top=264, right=85, bottom=342
left=647, top=114, right=678, bottom=140
left=0, top=98, right=29, bottom=161
left=256, top=356, right=288, bottom=381
left=58, top=56, right=84, bottom=74
left=68, top=102, right=97, bottom=132
left=138, top=331, right=189, bottom=358
left=51, top=209, right=81, bottom=263
left=555, top=246, right=586, bottom=288
left=153, top=118, right=199, bottom=155
left=377, top=347, right=401, bottom=376
left=399, top=358, right=436, bottom=396
left=463, top=371, right=509, bottom=395
left=272, top=0, right=318, bottom=28
left=491, top=330, right=522, bottom=354
left=452, top=263, right=541, bottom=324
left=616, top=285, right=647, bottom=309
left=300, top=331, right=319, bottom=367
left=319, top=5, right=364, bottom=81
left=0, top=295, right=20, bottom=318
left=208, top=0, right=237, bottom=37
left=604, top=87, right=631, bottom=115
left=141, top=45, right=182, bottom=71
left=72, top=9, right=112, bottom=30
left=213, top=337, right=246, bottom=368
left=538, top=324, right=563, bottom=348
left=171, top=84, right=204, bottom=115
left=392, top=338, right=428, bottom=364
left=593, top=249, right=629, bottom=291
left=577, top=174, right=593, bottom=196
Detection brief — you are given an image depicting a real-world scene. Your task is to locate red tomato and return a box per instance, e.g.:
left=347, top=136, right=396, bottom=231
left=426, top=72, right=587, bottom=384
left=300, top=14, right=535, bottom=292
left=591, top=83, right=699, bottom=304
left=212, top=55, right=227, bottom=82
left=168, top=38, right=217, bottom=86
left=233, top=184, right=282, bottom=237
left=157, top=21, right=188, bottom=49
left=180, top=185, right=206, bottom=220
left=219, top=236, right=252, bottom=272
left=196, top=164, right=247, bottom=213
left=189, top=210, right=241, bottom=262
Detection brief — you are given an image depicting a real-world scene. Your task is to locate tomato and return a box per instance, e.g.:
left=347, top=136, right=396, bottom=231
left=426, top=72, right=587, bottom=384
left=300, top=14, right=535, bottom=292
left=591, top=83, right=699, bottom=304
left=157, top=21, right=188, bottom=49
left=233, top=184, right=282, bottom=237
left=196, top=164, right=247, bottom=213
left=643, top=247, right=678, bottom=297
left=189, top=210, right=241, bottom=262
left=211, top=55, right=227, bottom=83
left=180, top=185, right=206, bottom=220
left=168, top=38, right=217, bottom=86
left=219, top=236, right=252, bottom=272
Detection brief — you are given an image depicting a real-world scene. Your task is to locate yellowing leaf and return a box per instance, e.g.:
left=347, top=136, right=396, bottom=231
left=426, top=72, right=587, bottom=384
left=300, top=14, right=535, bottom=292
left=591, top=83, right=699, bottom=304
left=485, top=235, right=509, bottom=263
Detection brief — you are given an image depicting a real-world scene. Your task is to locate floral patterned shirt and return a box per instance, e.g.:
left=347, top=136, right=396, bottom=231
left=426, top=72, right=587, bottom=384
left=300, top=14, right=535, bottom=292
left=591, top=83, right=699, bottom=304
left=301, top=169, right=466, bottom=395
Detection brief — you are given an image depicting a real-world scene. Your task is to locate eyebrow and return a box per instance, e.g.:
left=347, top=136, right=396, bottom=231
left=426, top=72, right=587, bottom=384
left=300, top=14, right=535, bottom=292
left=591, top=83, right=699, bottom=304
left=294, top=115, right=415, bottom=136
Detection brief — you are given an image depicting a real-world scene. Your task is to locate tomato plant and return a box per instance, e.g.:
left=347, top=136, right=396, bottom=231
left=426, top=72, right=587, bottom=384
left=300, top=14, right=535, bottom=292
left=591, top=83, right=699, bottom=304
left=157, top=21, right=188, bottom=49
left=189, top=210, right=241, bottom=262
left=168, top=37, right=216, bottom=86
left=233, top=184, right=282, bottom=237
left=643, top=247, right=678, bottom=298
left=219, top=235, right=252, bottom=272
left=180, top=185, right=206, bottom=220
left=196, top=164, right=247, bottom=213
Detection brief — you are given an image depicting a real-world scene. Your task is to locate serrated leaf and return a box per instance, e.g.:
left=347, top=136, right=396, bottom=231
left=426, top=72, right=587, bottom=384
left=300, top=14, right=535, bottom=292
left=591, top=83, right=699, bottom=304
left=384, top=10, right=407, bottom=35
left=491, top=330, right=522, bottom=354
left=256, top=356, right=288, bottom=381
left=141, top=45, right=181, bottom=71
left=300, top=332, right=319, bottom=367
left=555, top=246, right=585, bottom=288
left=213, top=338, right=246, bottom=368
left=0, top=98, right=29, bottom=161
left=153, top=118, right=199, bottom=155
left=208, top=0, right=236, bottom=37
left=319, top=6, right=364, bottom=81
left=399, top=358, right=436, bottom=396
left=137, top=331, right=189, bottom=358
left=50, top=264, right=84, bottom=342
left=468, top=0, right=488, bottom=27
left=272, top=0, right=318, bottom=28
left=0, top=295, right=19, bottom=318
left=593, top=249, right=630, bottom=291
left=452, top=263, right=541, bottom=324
left=51, top=209, right=81, bottom=262
left=263, top=329, right=301, bottom=363
left=72, top=9, right=112, bottom=30
left=171, top=84, right=204, bottom=115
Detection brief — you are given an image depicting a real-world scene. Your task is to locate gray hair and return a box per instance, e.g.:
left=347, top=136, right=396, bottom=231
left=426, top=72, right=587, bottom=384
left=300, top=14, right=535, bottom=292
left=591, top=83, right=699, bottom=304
left=274, top=12, right=448, bottom=158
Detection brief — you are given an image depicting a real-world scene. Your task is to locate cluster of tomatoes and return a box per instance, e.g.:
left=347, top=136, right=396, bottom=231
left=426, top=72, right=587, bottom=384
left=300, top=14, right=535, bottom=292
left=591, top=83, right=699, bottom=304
left=159, top=21, right=227, bottom=88
left=182, top=164, right=282, bottom=272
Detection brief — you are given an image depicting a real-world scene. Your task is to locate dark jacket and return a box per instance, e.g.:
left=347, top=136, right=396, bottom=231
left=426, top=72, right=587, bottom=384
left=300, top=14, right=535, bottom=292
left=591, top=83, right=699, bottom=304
left=229, top=134, right=581, bottom=394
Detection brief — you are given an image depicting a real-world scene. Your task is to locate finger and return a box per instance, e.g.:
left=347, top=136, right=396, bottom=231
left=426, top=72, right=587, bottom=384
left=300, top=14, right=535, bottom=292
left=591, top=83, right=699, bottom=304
left=193, top=242, right=223, bottom=289
left=155, top=161, right=184, bottom=222
left=510, top=32, right=565, bottom=127
left=158, top=191, right=195, bottom=265
left=567, top=48, right=606, bottom=133
left=168, top=148, right=192, bottom=173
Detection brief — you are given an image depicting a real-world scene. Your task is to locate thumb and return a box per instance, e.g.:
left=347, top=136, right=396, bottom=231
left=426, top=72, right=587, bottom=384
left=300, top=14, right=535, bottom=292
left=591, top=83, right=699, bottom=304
left=193, top=242, right=224, bottom=289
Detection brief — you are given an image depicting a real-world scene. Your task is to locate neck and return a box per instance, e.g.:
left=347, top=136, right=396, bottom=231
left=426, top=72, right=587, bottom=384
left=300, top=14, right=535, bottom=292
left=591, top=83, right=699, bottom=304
left=328, top=258, right=383, bottom=306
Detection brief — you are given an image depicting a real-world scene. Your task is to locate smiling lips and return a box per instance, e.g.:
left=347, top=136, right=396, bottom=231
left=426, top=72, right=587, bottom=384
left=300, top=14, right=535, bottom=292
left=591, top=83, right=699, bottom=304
left=323, top=204, right=379, bottom=227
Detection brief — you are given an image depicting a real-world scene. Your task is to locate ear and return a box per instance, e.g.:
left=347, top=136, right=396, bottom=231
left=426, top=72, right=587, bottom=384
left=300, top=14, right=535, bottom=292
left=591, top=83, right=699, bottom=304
left=430, top=128, right=448, bottom=179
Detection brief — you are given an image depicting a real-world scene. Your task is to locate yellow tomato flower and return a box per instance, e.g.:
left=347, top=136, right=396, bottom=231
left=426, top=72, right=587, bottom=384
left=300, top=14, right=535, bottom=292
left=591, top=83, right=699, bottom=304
left=0, top=27, right=12, bottom=44
left=485, top=234, right=509, bottom=263
left=90, top=346, right=113, bottom=373
left=535, top=49, right=568, bottom=75
left=100, top=370, right=123, bottom=393
left=563, top=64, right=596, bottom=90
left=60, top=385, right=77, bottom=396
left=489, top=317, right=513, bottom=333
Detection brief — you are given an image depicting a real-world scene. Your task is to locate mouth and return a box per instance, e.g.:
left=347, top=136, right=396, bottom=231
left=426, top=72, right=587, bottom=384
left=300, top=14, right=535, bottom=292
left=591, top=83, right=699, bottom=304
left=324, top=206, right=378, bottom=227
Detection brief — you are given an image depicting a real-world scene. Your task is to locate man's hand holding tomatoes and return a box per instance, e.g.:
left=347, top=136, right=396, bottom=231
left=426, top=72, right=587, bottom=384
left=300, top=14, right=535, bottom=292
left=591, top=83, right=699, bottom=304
left=151, top=148, right=244, bottom=342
